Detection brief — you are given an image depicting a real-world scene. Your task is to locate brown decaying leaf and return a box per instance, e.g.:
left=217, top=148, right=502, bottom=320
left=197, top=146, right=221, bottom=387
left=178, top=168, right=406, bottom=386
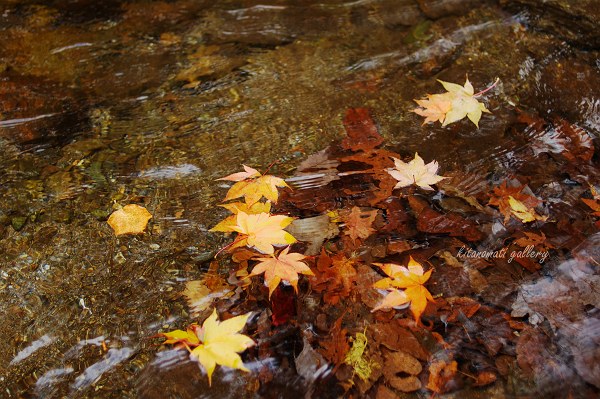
left=383, top=350, right=422, bottom=392
left=107, top=204, right=152, bottom=236
left=340, top=107, right=384, bottom=152
left=318, top=315, right=350, bottom=371
left=310, top=249, right=357, bottom=305
left=341, top=206, right=377, bottom=243
left=427, top=359, right=458, bottom=393
left=408, top=196, right=483, bottom=241
left=488, top=181, right=543, bottom=224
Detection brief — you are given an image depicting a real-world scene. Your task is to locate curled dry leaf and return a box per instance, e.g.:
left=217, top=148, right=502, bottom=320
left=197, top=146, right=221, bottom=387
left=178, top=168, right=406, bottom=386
left=107, top=204, right=152, bottom=236
left=372, top=257, right=435, bottom=323
left=229, top=211, right=296, bottom=254
left=247, top=246, right=314, bottom=298
left=387, top=153, right=447, bottom=191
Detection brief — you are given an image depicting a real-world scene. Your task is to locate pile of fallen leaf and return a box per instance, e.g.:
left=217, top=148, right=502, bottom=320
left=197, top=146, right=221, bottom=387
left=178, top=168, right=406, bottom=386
left=153, top=78, right=600, bottom=398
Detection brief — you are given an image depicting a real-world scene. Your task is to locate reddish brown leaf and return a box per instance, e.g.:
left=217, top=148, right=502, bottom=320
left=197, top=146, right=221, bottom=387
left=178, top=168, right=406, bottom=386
left=310, top=250, right=357, bottom=305
left=408, top=196, right=483, bottom=241
left=318, top=315, right=350, bottom=371
left=341, top=108, right=384, bottom=152
left=427, top=359, right=458, bottom=394
left=488, top=181, right=542, bottom=224
left=341, top=206, right=377, bottom=243
left=270, top=285, right=296, bottom=326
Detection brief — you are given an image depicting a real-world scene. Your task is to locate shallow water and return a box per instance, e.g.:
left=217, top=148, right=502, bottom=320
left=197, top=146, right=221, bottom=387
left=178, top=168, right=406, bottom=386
left=0, top=1, right=599, bottom=398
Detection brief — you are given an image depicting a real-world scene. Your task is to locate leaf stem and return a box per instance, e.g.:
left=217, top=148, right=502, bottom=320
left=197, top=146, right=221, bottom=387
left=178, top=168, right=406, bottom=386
left=473, top=78, right=499, bottom=98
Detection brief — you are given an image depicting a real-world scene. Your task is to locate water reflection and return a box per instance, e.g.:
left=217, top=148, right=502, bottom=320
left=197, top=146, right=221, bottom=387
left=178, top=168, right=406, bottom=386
left=0, top=0, right=598, bottom=397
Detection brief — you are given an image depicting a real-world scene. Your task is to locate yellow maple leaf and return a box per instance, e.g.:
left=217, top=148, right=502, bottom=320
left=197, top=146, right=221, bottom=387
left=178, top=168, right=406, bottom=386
left=107, top=204, right=152, bottom=236
left=387, top=152, right=447, bottom=191
left=229, top=211, right=297, bottom=254
left=508, top=196, right=548, bottom=223
left=224, top=174, right=289, bottom=205
left=158, top=326, right=200, bottom=348
left=190, top=309, right=255, bottom=386
left=371, top=256, right=434, bottom=323
left=413, top=93, right=452, bottom=125
left=248, top=246, right=314, bottom=298
left=413, top=77, right=496, bottom=127
left=210, top=201, right=272, bottom=232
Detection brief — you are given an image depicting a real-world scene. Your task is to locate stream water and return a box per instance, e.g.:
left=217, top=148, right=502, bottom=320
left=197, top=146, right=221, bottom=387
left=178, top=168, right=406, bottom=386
left=0, top=1, right=599, bottom=398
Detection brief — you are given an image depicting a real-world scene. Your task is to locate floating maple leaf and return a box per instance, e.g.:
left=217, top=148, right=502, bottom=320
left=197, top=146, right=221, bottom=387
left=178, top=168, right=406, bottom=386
left=210, top=201, right=272, bottom=233
left=220, top=166, right=289, bottom=205
left=217, top=165, right=261, bottom=182
left=107, top=204, right=152, bottom=236
left=371, top=257, right=434, bottom=323
left=387, top=153, right=447, bottom=191
left=413, top=77, right=497, bottom=127
left=341, top=206, right=378, bottom=243
left=248, top=246, right=314, bottom=298
left=229, top=211, right=296, bottom=254
left=159, top=309, right=254, bottom=386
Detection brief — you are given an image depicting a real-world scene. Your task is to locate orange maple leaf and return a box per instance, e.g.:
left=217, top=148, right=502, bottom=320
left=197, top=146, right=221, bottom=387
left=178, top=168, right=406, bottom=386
left=229, top=211, right=297, bottom=254
left=311, top=250, right=357, bottom=305
left=371, top=256, right=434, bottom=323
left=341, top=206, right=377, bottom=243
left=248, top=246, right=314, bottom=298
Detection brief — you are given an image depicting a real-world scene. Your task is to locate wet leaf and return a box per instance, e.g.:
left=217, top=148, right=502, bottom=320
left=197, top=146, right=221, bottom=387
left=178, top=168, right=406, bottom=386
left=372, top=257, right=435, bottom=323
left=508, top=196, right=548, bottom=223
left=318, top=315, right=350, bottom=371
left=341, top=206, right=377, bottom=243
left=340, top=108, right=384, bottom=152
left=426, top=359, right=458, bottom=393
left=408, top=196, right=483, bottom=241
left=229, top=211, right=296, bottom=254
left=387, top=152, right=447, bottom=191
left=247, top=246, right=314, bottom=298
left=221, top=167, right=289, bottom=205
left=488, top=181, right=543, bottom=224
left=383, top=351, right=422, bottom=392
left=107, top=204, right=152, bottom=236
left=413, top=77, right=494, bottom=127
left=189, top=309, right=255, bottom=386
left=210, top=201, right=272, bottom=233
left=158, top=326, right=200, bottom=349
left=217, top=165, right=261, bottom=181
left=310, top=250, right=358, bottom=305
